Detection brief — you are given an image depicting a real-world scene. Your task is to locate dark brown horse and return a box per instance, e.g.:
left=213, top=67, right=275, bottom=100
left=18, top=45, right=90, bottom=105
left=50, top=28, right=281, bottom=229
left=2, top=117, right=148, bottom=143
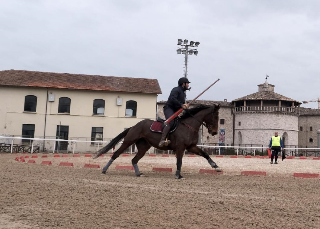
left=94, top=104, right=221, bottom=179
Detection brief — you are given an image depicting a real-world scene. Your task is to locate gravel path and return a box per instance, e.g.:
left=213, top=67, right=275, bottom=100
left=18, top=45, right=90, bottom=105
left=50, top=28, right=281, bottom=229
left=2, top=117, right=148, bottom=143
left=1, top=153, right=319, bottom=229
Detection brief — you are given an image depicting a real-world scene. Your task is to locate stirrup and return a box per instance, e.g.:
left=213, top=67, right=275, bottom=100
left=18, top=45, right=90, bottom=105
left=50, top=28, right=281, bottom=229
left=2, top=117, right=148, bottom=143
left=159, top=139, right=171, bottom=147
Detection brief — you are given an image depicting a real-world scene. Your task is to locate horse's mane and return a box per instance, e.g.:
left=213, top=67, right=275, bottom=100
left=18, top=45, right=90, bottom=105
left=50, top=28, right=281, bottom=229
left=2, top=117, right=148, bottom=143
left=179, top=104, right=213, bottom=119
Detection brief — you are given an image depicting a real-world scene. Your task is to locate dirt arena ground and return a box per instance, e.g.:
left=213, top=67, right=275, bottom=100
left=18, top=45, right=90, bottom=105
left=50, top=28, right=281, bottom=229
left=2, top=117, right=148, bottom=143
left=0, top=153, right=319, bottom=229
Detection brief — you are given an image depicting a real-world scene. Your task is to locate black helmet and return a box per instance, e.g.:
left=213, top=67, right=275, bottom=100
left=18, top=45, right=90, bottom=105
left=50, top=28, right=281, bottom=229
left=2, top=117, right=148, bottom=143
left=178, top=77, right=191, bottom=86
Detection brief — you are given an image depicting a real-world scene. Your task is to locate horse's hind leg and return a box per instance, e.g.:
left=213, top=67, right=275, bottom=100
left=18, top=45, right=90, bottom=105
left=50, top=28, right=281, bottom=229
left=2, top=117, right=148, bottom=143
left=102, top=135, right=139, bottom=174
left=132, top=138, right=151, bottom=177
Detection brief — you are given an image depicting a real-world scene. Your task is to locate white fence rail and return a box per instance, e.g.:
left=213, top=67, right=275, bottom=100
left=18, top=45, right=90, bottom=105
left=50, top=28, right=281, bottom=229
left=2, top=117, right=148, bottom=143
left=0, top=136, right=120, bottom=154
left=1, top=136, right=319, bottom=157
left=198, top=145, right=320, bottom=157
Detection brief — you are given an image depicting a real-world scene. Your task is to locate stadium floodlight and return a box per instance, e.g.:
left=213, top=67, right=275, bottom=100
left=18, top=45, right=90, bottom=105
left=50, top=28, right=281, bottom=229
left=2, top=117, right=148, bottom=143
left=176, top=39, right=200, bottom=78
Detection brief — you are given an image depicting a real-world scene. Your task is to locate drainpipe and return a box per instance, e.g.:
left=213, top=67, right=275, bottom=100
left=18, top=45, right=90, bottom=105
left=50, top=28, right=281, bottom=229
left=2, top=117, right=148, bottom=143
left=43, top=88, right=49, bottom=152
left=232, top=104, right=235, bottom=146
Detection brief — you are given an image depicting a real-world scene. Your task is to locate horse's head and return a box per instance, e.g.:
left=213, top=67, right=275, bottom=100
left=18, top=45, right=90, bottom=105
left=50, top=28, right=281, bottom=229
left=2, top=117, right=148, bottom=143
left=180, top=104, right=220, bottom=135
left=203, top=104, right=220, bottom=136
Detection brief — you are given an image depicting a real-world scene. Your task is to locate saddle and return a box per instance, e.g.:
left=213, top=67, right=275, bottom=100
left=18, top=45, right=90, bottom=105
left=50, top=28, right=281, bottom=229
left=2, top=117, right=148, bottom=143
left=150, top=118, right=179, bottom=133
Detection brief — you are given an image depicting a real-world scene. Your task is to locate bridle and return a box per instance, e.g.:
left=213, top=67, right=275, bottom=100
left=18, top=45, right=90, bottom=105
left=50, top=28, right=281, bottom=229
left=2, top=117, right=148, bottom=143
left=181, top=108, right=216, bottom=132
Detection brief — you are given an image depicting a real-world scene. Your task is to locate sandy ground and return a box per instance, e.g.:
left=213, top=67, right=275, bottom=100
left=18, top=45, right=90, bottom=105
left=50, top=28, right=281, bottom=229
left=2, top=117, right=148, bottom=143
left=0, top=153, right=319, bottom=229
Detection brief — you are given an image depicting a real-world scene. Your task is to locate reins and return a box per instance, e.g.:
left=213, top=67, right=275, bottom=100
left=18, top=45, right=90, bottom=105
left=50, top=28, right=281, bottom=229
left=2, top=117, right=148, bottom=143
left=184, top=110, right=207, bottom=128
left=180, top=109, right=209, bottom=133
left=182, top=122, right=199, bottom=133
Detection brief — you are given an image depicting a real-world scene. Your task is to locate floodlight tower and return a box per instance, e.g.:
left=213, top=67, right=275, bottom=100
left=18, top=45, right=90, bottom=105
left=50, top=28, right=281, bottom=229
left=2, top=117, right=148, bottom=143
left=176, top=39, right=200, bottom=78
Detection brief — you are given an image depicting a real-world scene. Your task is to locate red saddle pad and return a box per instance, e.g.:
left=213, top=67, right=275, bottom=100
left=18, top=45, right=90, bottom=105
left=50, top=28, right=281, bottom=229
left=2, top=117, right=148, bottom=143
left=150, top=121, right=163, bottom=133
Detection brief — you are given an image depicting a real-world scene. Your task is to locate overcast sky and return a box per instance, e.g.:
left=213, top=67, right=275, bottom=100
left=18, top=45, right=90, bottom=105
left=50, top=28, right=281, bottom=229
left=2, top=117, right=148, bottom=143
left=1, top=0, right=320, bottom=108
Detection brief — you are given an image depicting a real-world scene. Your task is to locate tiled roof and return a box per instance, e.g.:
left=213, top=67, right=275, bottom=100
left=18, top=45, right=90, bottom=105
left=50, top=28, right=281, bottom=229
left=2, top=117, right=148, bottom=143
left=0, top=70, right=162, bottom=94
left=158, top=99, right=233, bottom=107
left=232, top=91, right=301, bottom=104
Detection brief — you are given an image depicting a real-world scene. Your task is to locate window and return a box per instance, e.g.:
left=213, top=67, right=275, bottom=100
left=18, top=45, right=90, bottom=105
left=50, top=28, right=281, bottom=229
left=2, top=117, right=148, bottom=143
left=220, top=119, right=225, bottom=125
left=125, top=100, right=137, bottom=117
left=238, top=122, right=241, bottom=126
left=93, top=99, right=105, bottom=115
left=299, top=126, right=303, bottom=131
left=58, top=97, right=71, bottom=113
left=22, top=124, right=35, bottom=143
left=310, top=126, right=313, bottom=131
left=24, top=95, right=37, bottom=112
left=309, top=138, right=313, bottom=143
left=91, top=127, right=103, bottom=145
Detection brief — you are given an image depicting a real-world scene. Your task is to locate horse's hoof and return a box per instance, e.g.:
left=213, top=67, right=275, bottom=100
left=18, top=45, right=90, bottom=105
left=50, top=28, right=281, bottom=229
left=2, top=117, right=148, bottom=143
left=101, top=171, right=106, bottom=175
left=215, top=168, right=222, bottom=172
left=136, top=173, right=144, bottom=177
left=211, top=164, right=218, bottom=169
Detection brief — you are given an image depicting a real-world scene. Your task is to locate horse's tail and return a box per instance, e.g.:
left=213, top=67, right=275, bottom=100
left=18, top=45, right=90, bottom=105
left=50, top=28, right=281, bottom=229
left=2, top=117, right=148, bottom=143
left=93, top=128, right=131, bottom=159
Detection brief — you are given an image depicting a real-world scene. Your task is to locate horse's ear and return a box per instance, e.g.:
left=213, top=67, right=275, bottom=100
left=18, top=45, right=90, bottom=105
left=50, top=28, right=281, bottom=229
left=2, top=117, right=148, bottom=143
left=214, top=103, right=220, bottom=110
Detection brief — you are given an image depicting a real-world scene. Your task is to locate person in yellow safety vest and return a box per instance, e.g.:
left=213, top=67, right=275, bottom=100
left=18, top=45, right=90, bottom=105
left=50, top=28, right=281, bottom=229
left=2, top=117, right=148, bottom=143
left=268, top=132, right=284, bottom=164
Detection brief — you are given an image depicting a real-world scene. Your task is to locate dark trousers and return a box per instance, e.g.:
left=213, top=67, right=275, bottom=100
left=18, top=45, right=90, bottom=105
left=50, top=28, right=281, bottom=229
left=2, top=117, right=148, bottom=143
left=271, top=146, right=281, bottom=162
left=163, top=106, right=175, bottom=128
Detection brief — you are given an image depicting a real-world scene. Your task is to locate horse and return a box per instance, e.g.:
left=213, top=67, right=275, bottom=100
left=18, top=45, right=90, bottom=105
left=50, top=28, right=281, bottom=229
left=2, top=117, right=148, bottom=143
left=93, top=104, right=221, bottom=179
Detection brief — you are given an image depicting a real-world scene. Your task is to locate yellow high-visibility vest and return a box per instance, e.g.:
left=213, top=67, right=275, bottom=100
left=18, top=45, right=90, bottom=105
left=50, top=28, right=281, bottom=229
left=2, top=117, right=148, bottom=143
left=272, top=136, right=281, bottom=146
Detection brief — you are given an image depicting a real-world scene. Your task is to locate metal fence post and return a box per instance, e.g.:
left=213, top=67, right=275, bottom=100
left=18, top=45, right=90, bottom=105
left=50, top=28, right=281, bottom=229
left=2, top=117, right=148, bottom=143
left=31, top=142, right=34, bottom=154
left=73, top=141, right=76, bottom=154
left=10, top=139, right=13, bottom=153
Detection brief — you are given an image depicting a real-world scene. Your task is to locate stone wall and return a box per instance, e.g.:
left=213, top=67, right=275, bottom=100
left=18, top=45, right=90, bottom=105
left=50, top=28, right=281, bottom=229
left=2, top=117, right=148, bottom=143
left=234, top=113, right=298, bottom=147
left=298, top=115, right=320, bottom=148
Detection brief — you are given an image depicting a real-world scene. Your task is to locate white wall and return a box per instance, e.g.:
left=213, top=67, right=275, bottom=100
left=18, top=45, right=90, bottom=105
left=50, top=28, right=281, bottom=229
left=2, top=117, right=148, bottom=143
left=0, top=86, right=158, bottom=151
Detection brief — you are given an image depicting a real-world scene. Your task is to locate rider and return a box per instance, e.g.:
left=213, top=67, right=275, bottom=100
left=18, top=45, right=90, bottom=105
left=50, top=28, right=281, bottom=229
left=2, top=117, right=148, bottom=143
left=158, top=77, right=190, bottom=147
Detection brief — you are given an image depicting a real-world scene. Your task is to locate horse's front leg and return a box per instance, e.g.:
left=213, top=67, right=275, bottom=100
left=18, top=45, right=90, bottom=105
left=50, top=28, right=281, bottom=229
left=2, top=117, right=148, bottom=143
left=187, top=145, right=221, bottom=172
left=175, top=150, right=184, bottom=179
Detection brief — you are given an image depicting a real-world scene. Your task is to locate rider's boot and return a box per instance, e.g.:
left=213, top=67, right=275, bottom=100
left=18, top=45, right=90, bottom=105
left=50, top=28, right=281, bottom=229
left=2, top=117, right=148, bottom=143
left=159, top=124, right=171, bottom=147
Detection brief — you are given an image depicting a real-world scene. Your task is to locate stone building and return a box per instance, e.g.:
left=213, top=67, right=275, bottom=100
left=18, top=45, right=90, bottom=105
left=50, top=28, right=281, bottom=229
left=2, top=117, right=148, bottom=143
left=232, top=80, right=301, bottom=148
left=157, top=79, right=320, bottom=151
left=298, top=108, right=320, bottom=148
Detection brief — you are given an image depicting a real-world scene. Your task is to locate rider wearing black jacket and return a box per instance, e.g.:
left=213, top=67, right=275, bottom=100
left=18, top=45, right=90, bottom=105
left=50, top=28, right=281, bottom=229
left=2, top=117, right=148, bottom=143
left=159, top=77, right=190, bottom=147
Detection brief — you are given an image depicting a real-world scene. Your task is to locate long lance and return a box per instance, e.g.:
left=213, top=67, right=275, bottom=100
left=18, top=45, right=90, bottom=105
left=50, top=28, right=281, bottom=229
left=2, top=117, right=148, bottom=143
left=164, top=78, right=220, bottom=125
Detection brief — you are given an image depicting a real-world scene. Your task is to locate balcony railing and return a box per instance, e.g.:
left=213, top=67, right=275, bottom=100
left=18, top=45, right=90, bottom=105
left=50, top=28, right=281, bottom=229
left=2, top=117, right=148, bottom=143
left=234, top=106, right=297, bottom=114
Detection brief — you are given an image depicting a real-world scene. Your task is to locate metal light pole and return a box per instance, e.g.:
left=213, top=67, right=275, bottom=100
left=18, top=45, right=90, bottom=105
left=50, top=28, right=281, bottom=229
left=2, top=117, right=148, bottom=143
left=176, top=39, right=200, bottom=78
